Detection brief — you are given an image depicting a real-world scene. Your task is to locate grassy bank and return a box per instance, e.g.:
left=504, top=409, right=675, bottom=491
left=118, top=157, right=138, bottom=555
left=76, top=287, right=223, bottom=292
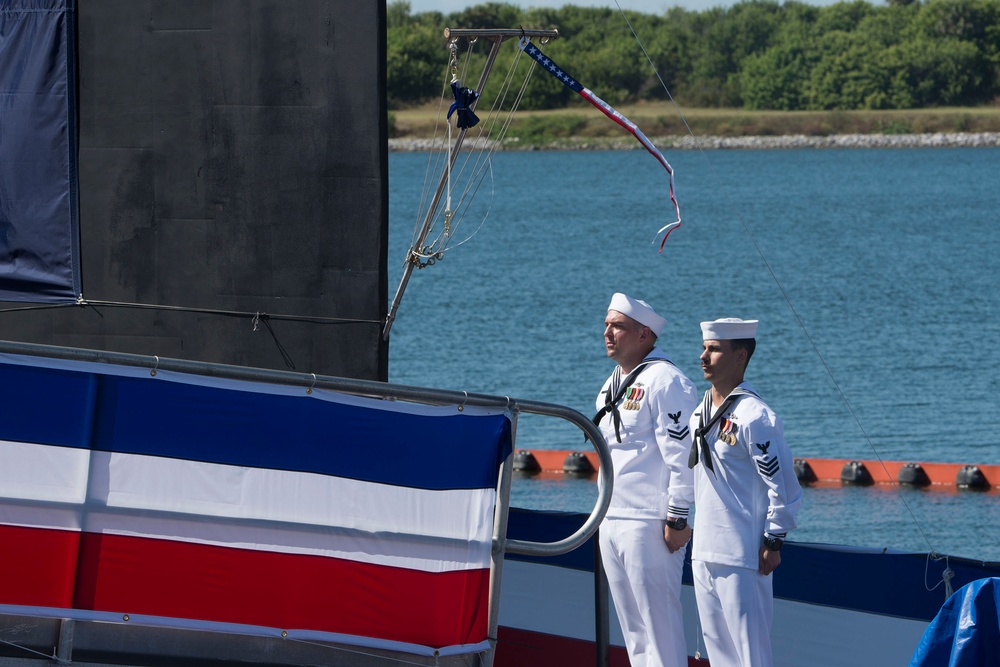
left=390, top=103, right=1000, bottom=143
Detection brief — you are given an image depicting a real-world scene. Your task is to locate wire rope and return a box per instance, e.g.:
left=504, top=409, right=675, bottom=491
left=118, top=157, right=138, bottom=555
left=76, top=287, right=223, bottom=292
left=444, top=45, right=533, bottom=249
left=408, top=37, right=532, bottom=262
left=439, top=54, right=537, bottom=254
left=0, top=299, right=378, bottom=325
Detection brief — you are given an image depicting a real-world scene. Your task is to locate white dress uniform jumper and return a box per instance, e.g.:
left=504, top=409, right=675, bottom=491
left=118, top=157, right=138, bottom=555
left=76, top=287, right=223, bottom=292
left=595, top=347, right=697, bottom=667
left=688, top=382, right=803, bottom=667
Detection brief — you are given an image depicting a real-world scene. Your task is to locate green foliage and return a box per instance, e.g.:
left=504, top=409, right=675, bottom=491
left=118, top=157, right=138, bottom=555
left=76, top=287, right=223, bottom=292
left=451, top=2, right=523, bottom=30
left=386, top=2, right=449, bottom=106
left=741, top=38, right=814, bottom=110
left=804, top=31, right=893, bottom=109
left=387, top=0, right=1000, bottom=111
left=814, top=0, right=876, bottom=32
left=887, top=36, right=985, bottom=105
left=506, top=114, right=590, bottom=144
left=876, top=118, right=915, bottom=133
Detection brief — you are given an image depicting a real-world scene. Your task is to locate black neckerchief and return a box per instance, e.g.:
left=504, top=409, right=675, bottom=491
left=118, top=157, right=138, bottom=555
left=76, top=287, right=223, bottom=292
left=593, top=357, right=670, bottom=443
left=688, top=392, right=740, bottom=474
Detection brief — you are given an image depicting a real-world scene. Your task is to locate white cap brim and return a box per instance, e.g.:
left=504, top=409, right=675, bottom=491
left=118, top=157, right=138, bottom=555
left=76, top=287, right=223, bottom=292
left=701, top=318, right=758, bottom=340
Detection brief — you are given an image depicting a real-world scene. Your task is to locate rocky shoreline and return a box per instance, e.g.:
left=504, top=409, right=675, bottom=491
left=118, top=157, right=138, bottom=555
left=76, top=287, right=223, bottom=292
left=389, top=132, right=1000, bottom=151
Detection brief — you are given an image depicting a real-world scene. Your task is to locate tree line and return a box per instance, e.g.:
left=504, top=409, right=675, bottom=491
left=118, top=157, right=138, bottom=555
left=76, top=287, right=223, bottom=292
left=387, top=0, right=1000, bottom=110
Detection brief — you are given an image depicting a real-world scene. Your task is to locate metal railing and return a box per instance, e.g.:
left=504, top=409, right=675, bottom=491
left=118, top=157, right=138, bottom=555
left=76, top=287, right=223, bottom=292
left=0, top=339, right=613, bottom=667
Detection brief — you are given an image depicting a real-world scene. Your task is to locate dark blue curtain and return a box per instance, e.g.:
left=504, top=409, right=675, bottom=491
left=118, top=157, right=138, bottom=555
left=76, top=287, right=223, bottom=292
left=0, top=0, right=80, bottom=303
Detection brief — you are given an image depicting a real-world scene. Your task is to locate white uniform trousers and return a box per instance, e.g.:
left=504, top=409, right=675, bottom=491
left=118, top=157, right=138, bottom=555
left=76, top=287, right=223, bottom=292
left=599, top=518, right=687, bottom=667
left=692, top=560, right=773, bottom=667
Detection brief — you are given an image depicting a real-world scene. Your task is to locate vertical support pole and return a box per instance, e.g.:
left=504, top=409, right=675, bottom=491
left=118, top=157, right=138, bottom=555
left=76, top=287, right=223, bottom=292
left=482, top=406, right=517, bottom=667
left=594, top=533, right=610, bottom=667
left=383, top=36, right=506, bottom=340
left=56, top=619, right=74, bottom=664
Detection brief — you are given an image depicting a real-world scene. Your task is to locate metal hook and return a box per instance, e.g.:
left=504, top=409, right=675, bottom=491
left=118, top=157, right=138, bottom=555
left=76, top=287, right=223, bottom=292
left=458, top=391, right=468, bottom=412
left=150, top=355, right=159, bottom=377
left=307, top=372, right=317, bottom=395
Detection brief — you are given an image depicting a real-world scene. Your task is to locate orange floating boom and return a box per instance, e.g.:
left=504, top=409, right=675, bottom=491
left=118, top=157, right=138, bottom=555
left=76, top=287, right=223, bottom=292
left=510, top=450, right=999, bottom=491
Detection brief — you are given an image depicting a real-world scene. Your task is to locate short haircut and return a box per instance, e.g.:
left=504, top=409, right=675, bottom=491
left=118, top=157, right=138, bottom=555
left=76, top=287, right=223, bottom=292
left=729, top=338, right=756, bottom=366
left=628, top=316, right=657, bottom=341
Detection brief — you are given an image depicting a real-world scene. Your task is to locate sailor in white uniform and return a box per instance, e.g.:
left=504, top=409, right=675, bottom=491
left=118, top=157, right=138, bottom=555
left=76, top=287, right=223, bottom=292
left=688, top=318, right=802, bottom=667
left=595, top=293, right=698, bottom=667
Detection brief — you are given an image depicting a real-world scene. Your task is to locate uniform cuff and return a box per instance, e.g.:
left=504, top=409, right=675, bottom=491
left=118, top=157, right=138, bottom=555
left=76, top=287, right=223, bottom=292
left=667, top=505, right=689, bottom=518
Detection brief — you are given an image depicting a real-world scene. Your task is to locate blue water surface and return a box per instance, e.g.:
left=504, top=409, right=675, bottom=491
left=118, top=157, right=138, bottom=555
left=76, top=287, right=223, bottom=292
left=387, top=147, right=1000, bottom=562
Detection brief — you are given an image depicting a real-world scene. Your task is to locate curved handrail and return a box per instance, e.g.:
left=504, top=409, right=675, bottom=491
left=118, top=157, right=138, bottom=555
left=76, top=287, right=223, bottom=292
left=0, top=339, right=612, bottom=559
left=499, top=399, right=611, bottom=556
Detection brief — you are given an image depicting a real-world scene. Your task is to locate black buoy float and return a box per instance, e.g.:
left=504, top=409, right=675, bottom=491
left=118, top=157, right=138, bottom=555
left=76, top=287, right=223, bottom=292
left=563, top=451, right=596, bottom=477
left=793, top=458, right=817, bottom=484
left=841, top=460, right=874, bottom=486
left=956, top=465, right=990, bottom=491
left=898, top=462, right=931, bottom=487
left=512, top=449, right=541, bottom=474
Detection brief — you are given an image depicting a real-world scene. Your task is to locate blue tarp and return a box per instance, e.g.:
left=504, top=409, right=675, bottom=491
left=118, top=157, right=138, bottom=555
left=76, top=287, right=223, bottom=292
left=909, top=577, right=1000, bottom=666
left=0, top=0, right=80, bottom=302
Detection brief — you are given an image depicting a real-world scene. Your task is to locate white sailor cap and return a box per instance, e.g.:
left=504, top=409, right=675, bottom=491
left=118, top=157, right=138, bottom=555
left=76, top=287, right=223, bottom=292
left=700, top=317, right=758, bottom=341
left=608, top=293, right=666, bottom=337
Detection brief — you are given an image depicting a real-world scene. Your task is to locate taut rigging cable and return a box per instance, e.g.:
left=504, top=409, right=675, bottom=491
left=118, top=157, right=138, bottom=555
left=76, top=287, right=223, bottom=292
left=384, top=29, right=552, bottom=341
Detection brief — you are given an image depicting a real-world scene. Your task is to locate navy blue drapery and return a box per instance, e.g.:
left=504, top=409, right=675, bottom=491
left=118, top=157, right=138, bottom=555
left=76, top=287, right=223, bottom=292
left=0, top=0, right=80, bottom=302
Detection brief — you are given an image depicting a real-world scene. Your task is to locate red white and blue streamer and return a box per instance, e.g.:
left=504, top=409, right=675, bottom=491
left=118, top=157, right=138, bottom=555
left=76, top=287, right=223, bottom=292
left=518, top=38, right=681, bottom=251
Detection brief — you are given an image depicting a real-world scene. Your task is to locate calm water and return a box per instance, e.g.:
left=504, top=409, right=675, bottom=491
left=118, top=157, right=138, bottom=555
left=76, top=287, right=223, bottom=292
left=387, top=147, right=1000, bottom=562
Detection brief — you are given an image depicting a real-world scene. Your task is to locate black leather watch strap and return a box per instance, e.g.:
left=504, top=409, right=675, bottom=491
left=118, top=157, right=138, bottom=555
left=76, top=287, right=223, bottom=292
left=763, top=535, right=784, bottom=551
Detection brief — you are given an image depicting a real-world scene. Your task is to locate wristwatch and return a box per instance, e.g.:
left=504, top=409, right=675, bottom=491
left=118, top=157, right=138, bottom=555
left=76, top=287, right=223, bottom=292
left=665, top=517, right=687, bottom=531
left=762, top=535, right=784, bottom=552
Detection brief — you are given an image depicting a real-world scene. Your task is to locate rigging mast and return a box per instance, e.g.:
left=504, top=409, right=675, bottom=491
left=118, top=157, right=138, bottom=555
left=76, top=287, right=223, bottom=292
left=383, top=28, right=559, bottom=341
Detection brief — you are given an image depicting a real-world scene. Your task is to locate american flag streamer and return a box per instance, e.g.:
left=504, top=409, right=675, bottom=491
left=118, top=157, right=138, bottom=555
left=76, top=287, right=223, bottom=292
left=518, top=37, right=681, bottom=251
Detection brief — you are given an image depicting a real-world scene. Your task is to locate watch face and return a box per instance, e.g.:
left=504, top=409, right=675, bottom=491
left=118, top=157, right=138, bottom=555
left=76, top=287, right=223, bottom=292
left=764, top=536, right=783, bottom=551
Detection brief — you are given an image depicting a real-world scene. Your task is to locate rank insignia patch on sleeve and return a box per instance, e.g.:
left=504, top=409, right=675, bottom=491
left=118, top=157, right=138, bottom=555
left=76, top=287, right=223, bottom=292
left=667, top=411, right=689, bottom=440
left=754, top=442, right=779, bottom=477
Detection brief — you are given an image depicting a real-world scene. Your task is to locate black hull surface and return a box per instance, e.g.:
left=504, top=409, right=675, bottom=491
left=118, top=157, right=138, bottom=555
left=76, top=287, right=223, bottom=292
left=0, top=0, right=389, bottom=380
